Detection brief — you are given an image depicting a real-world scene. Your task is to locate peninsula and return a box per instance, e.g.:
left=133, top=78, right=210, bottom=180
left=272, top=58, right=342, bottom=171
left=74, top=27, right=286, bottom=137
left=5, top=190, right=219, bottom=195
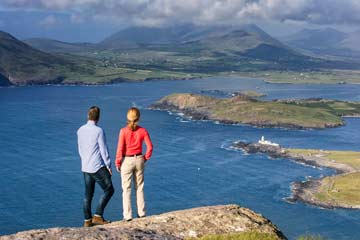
left=150, top=93, right=360, bottom=129
left=233, top=140, right=360, bottom=209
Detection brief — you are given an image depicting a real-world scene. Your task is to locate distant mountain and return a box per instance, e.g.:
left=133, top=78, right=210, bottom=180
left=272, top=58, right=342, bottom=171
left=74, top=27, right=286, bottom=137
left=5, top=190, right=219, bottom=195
left=175, top=24, right=309, bottom=66
left=340, top=30, right=360, bottom=52
left=99, top=24, right=284, bottom=49
left=24, top=38, right=97, bottom=53
left=283, top=28, right=347, bottom=49
left=281, top=28, right=360, bottom=59
left=6, top=25, right=356, bottom=86
left=184, top=26, right=285, bottom=51
left=99, top=24, right=357, bottom=71
left=0, top=31, right=80, bottom=85
left=98, top=25, right=196, bottom=48
left=29, top=24, right=307, bottom=66
left=99, top=24, right=306, bottom=62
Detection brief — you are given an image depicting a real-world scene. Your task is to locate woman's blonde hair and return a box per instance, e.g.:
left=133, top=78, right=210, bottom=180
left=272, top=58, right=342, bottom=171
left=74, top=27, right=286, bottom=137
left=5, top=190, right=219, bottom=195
left=127, top=107, right=140, bottom=131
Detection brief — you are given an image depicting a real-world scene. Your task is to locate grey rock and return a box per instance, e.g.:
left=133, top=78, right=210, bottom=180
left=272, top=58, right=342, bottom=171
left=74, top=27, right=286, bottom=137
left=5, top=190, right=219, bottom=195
left=1, top=205, right=286, bottom=240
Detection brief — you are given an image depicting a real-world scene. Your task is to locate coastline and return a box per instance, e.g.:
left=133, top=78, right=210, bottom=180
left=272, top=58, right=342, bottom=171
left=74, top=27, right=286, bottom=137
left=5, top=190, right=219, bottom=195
left=224, top=70, right=360, bottom=85
left=232, top=141, right=360, bottom=209
left=3, top=70, right=360, bottom=87
left=0, top=75, right=204, bottom=88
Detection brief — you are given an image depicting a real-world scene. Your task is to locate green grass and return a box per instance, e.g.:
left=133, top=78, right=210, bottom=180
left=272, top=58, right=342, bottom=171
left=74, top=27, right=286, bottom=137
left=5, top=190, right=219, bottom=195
left=281, top=99, right=360, bottom=117
left=56, top=44, right=360, bottom=85
left=240, top=90, right=266, bottom=98
left=186, top=232, right=328, bottom=240
left=297, top=235, right=327, bottom=240
left=287, top=149, right=360, bottom=170
left=187, top=231, right=281, bottom=240
left=286, top=149, right=360, bottom=206
left=315, top=172, right=360, bottom=206
left=62, top=64, right=201, bottom=84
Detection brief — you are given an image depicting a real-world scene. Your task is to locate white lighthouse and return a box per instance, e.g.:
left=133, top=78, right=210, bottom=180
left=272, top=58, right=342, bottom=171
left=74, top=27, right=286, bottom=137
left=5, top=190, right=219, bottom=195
left=258, top=136, right=280, bottom=147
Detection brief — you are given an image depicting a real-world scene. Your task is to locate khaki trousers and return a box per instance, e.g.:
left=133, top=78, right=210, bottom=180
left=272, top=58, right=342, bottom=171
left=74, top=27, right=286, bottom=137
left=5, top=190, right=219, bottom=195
left=121, top=155, right=146, bottom=220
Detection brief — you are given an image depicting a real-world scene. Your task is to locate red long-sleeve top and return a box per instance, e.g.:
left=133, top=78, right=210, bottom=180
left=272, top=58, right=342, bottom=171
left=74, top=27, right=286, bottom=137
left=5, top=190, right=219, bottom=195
left=115, top=126, right=153, bottom=167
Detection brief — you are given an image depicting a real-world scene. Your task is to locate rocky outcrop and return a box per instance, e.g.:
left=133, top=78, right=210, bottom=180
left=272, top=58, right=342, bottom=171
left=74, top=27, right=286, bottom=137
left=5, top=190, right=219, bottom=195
left=233, top=141, right=354, bottom=174
left=0, top=70, right=11, bottom=86
left=0, top=205, right=286, bottom=240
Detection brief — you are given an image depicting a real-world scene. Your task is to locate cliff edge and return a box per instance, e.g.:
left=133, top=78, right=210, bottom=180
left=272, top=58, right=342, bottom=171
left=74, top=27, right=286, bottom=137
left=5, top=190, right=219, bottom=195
left=0, top=205, right=286, bottom=240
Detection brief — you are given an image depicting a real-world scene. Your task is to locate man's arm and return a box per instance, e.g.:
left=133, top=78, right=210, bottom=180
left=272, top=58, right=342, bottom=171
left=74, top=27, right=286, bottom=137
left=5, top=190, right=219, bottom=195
left=98, top=129, right=111, bottom=172
left=77, top=130, right=83, bottom=159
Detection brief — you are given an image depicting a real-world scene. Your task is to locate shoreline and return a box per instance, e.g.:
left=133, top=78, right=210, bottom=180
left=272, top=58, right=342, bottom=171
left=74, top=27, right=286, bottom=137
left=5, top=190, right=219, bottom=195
left=3, top=71, right=360, bottom=87
left=0, top=75, right=204, bottom=88
left=155, top=108, right=354, bottom=132
left=232, top=141, right=360, bottom=209
left=262, top=79, right=360, bottom=85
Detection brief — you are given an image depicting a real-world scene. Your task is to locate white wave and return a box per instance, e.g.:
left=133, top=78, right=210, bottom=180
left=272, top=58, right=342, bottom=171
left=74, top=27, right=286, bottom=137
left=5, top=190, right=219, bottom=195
left=180, top=119, right=190, bottom=123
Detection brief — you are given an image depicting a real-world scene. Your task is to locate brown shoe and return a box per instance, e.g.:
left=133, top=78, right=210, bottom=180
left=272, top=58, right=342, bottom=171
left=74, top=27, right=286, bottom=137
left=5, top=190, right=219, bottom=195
left=92, top=215, right=111, bottom=225
left=84, top=219, right=93, bottom=227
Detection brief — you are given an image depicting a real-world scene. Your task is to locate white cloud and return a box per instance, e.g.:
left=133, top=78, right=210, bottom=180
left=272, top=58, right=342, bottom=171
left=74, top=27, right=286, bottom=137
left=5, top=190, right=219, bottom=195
left=39, top=15, right=62, bottom=27
left=2, top=0, right=360, bottom=27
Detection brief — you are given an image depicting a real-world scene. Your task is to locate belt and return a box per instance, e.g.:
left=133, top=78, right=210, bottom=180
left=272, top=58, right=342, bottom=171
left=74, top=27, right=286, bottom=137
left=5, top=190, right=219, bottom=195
left=125, top=153, right=142, bottom=157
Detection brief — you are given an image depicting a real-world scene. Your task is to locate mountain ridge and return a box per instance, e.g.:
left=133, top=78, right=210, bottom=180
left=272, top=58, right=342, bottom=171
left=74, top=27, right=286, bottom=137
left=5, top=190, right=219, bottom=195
left=0, top=31, right=71, bottom=85
left=23, top=38, right=97, bottom=53
left=281, top=27, right=360, bottom=59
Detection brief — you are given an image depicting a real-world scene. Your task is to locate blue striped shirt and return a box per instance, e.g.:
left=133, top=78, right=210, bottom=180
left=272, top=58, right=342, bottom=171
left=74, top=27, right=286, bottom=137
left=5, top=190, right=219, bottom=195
left=77, top=121, right=111, bottom=173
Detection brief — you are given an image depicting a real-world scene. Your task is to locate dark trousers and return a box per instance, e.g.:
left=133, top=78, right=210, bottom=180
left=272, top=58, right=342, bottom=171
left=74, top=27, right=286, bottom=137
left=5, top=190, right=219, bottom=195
left=83, top=167, right=114, bottom=220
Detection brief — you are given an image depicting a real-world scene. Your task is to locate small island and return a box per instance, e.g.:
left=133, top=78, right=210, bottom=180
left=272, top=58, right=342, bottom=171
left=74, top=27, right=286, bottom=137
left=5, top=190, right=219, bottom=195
left=234, top=90, right=267, bottom=98
left=233, top=138, right=360, bottom=209
left=150, top=93, right=360, bottom=129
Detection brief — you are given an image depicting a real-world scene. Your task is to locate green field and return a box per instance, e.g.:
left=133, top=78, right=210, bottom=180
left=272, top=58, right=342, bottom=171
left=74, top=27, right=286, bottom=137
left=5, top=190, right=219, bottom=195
left=315, top=172, right=360, bottom=206
left=287, top=149, right=360, bottom=207
left=188, top=232, right=325, bottom=240
left=188, top=231, right=281, bottom=240
left=239, top=90, right=266, bottom=98
left=224, top=70, right=360, bottom=84
left=3, top=28, right=360, bottom=86
left=74, top=46, right=360, bottom=85
left=62, top=65, right=200, bottom=84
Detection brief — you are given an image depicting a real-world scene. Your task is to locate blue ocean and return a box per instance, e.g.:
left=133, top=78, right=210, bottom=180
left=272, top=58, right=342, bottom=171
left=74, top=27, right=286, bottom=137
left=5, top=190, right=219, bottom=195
left=1, top=77, right=360, bottom=239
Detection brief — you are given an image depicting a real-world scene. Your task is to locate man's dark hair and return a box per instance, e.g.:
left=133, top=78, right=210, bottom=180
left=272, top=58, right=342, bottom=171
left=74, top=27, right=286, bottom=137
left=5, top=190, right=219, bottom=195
left=88, top=106, right=100, bottom=122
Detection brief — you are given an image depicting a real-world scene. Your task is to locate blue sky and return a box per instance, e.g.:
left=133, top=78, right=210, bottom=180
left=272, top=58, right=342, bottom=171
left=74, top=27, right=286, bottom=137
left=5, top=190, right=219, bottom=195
left=0, top=10, right=121, bottom=42
left=0, top=0, right=359, bottom=43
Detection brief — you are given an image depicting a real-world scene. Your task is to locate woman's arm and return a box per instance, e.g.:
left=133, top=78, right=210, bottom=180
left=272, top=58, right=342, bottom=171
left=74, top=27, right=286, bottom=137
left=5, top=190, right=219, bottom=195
left=143, top=129, right=153, bottom=161
left=115, top=129, right=125, bottom=168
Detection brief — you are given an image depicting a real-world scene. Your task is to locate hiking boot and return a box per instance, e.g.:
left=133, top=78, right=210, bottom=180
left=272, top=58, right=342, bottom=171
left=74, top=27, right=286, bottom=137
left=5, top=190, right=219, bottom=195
left=84, top=219, right=93, bottom=227
left=92, top=215, right=111, bottom=225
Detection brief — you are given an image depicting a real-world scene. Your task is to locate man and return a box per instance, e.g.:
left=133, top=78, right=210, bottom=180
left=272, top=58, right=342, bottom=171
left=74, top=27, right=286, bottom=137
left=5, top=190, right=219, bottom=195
left=77, top=106, right=114, bottom=227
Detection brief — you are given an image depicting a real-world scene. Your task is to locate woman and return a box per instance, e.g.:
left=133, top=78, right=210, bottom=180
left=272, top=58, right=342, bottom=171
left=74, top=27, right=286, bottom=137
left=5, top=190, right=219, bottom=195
left=115, top=107, right=153, bottom=221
